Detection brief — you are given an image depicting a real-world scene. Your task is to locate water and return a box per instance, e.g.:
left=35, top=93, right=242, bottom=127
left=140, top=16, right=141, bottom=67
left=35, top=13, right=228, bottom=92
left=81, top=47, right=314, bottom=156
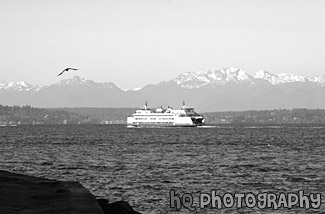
left=1, top=125, right=325, bottom=213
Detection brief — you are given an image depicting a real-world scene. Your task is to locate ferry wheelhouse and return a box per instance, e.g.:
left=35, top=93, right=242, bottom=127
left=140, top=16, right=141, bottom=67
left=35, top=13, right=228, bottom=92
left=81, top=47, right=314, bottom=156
left=127, top=101, right=205, bottom=127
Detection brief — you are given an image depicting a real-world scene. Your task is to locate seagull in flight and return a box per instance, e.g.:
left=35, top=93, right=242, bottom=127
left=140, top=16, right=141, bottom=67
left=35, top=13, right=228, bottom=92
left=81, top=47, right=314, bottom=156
left=57, top=68, right=78, bottom=76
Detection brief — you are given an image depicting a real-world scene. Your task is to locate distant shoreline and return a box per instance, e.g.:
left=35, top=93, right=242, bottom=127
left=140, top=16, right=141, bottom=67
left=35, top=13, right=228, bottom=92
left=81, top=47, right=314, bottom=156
left=2, top=105, right=325, bottom=125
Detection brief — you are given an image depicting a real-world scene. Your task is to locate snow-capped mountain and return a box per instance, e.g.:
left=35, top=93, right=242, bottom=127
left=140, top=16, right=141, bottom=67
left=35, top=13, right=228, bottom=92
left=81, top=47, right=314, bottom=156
left=55, top=76, right=117, bottom=89
left=1, top=70, right=325, bottom=111
left=254, top=70, right=281, bottom=85
left=1, top=70, right=324, bottom=92
left=254, top=70, right=308, bottom=85
left=127, top=87, right=142, bottom=91
left=170, top=67, right=325, bottom=88
left=0, top=81, right=42, bottom=91
left=0, top=76, right=117, bottom=92
left=56, top=76, right=90, bottom=85
left=308, top=75, right=325, bottom=85
left=0, top=76, right=127, bottom=108
left=277, top=73, right=307, bottom=83
left=173, top=67, right=256, bottom=88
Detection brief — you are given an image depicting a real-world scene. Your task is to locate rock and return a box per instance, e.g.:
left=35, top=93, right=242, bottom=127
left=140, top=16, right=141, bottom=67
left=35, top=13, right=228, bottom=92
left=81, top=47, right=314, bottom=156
left=107, top=201, right=142, bottom=214
left=97, top=199, right=110, bottom=213
left=0, top=170, right=143, bottom=214
left=0, top=170, right=104, bottom=214
left=97, top=199, right=142, bottom=214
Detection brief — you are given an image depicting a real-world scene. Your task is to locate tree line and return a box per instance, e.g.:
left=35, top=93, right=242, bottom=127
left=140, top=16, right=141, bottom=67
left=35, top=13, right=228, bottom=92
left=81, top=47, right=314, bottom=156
left=203, top=108, right=325, bottom=124
left=0, top=105, right=98, bottom=125
left=2, top=105, right=325, bottom=125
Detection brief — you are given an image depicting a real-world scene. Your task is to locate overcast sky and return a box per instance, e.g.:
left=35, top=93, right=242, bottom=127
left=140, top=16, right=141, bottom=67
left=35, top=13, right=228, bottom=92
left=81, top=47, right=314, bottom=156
left=1, top=0, right=325, bottom=89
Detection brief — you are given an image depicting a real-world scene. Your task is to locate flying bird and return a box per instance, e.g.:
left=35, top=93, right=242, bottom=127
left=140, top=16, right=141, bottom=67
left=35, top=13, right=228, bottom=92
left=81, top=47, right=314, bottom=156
left=57, top=68, right=78, bottom=76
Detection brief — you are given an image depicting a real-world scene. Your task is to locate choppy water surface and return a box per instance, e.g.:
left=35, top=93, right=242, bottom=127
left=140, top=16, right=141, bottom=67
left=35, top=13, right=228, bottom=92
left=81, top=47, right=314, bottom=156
left=1, top=125, right=325, bottom=213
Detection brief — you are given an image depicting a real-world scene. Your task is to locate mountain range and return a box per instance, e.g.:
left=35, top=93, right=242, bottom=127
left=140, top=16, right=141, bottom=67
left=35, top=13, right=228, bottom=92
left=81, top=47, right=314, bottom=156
left=1, top=67, right=325, bottom=112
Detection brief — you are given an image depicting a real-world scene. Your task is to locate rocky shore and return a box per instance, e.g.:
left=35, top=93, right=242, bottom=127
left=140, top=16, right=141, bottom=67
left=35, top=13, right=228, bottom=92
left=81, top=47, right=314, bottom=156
left=0, top=170, right=142, bottom=214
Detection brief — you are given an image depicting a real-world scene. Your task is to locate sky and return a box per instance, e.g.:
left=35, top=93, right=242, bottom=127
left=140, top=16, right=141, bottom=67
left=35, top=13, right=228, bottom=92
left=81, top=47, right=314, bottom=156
left=1, top=0, right=325, bottom=89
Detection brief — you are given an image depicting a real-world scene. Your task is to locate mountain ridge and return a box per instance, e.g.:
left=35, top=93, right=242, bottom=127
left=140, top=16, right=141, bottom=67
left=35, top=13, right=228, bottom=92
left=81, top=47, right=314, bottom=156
left=171, top=67, right=325, bottom=88
left=1, top=67, right=325, bottom=112
left=1, top=67, right=325, bottom=90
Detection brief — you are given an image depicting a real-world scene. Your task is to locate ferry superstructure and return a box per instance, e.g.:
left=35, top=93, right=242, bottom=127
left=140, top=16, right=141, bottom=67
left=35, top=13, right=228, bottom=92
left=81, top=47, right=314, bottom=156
left=127, top=101, right=205, bottom=127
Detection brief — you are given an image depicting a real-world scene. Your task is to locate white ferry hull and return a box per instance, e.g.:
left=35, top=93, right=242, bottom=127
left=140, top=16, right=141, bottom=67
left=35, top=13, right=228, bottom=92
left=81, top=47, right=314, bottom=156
left=126, top=116, right=204, bottom=128
left=126, top=123, right=199, bottom=128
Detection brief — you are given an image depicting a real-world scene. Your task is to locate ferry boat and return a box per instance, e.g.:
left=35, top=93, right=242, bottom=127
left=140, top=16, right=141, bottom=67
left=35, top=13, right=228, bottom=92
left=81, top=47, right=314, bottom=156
left=127, top=101, right=205, bottom=127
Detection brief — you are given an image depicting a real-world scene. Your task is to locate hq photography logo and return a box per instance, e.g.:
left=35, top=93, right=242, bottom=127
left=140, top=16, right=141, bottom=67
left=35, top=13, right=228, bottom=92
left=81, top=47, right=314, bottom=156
left=169, top=190, right=322, bottom=211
